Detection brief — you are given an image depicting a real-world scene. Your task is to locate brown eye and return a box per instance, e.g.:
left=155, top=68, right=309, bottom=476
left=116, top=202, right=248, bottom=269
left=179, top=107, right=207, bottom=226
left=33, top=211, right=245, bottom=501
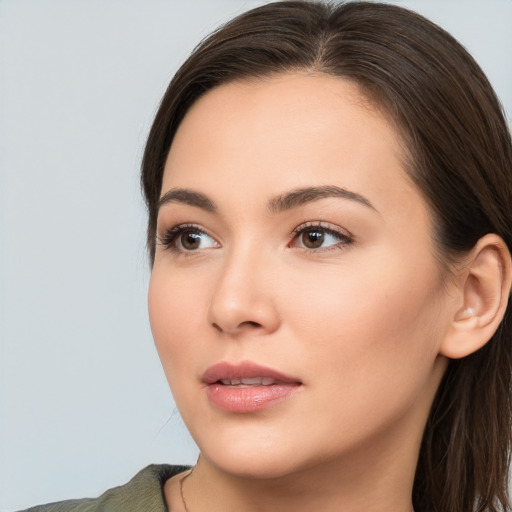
left=291, top=224, right=352, bottom=251
left=180, top=230, right=203, bottom=250
left=159, top=225, right=219, bottom=253
left=301, top=230, right=325, bottom=249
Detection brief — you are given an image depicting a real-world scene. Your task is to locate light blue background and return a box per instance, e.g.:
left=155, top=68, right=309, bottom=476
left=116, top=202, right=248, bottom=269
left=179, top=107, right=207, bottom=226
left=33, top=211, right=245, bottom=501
left=1, top=1, right=511, bottom=510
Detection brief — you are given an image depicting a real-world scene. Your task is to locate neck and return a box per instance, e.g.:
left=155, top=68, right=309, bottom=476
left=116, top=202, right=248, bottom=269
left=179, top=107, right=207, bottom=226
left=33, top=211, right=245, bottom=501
left=179, top=425, right=419, bottom=512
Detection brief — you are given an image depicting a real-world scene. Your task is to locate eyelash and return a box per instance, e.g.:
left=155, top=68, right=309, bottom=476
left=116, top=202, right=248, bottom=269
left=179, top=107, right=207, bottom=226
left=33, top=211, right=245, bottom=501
left=157, top=224, right=215, bottom=255
left=290, top=222, right=353, bottom=252
left=157, top=222, right=353, bottom=254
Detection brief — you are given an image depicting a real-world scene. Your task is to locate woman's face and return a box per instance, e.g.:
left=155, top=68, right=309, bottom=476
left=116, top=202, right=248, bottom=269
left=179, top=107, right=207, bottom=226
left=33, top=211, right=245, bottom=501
left=149, top=73, right=452, bottom=479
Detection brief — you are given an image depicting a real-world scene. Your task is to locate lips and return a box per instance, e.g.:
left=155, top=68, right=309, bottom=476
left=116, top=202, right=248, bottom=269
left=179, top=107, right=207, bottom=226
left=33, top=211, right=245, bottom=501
left=203, top=361, right=302, bottom=413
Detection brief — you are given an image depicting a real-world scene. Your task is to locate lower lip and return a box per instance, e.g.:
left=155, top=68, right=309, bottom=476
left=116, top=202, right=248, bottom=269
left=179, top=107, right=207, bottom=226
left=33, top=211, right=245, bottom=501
left=206, top=383, right=301, bottom=413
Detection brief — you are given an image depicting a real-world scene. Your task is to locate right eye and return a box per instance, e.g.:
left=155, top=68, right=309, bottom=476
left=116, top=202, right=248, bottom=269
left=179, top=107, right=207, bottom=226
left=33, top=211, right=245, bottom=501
left=159, top=225, right=219, bottom=253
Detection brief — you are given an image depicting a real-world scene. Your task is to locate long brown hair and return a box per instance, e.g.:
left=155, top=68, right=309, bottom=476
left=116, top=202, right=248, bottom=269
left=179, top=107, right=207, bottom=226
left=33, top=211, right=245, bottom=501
left=141, top=2, right=512, bottom=511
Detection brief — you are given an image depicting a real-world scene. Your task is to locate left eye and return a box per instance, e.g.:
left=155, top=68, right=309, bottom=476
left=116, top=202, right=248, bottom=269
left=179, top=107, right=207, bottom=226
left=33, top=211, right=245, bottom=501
left=291, top=226, right=351, bottom=250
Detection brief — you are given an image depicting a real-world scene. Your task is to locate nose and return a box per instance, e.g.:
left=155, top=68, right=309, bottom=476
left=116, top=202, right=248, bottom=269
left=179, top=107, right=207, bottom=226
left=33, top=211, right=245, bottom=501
left=207, top=247, right=280, bottom=336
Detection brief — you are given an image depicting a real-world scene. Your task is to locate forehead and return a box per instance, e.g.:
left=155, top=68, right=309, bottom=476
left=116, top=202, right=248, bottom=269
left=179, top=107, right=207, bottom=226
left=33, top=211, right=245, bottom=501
left=162, top=72, right=421, bottom=219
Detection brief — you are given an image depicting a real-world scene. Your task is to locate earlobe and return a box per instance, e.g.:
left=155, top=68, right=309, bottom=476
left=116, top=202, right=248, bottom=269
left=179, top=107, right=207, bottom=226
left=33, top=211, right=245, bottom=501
left=440, top=234, right=512, bottom=360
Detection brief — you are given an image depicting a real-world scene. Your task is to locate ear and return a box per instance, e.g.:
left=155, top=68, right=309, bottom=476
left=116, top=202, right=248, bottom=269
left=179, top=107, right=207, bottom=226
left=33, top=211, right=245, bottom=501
left=440, top=234, right=512, bottom=359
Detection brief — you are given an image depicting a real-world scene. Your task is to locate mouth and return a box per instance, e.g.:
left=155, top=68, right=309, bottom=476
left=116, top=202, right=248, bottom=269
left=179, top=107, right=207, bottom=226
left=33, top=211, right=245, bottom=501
left=218, top=376, right=280, bottom=387
left=202, top=361, right=302, bottom=413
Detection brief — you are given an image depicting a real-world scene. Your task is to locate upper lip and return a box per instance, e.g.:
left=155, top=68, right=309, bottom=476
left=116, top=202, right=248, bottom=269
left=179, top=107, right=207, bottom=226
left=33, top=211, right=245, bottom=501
left=202, top=361, right=301, bottom=385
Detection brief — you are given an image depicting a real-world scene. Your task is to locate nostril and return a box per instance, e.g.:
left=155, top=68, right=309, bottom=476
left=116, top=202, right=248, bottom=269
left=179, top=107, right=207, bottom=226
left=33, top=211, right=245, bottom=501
left=242, top=321, right=261, bottom=328
left=211, top=320, right=262, bottom=333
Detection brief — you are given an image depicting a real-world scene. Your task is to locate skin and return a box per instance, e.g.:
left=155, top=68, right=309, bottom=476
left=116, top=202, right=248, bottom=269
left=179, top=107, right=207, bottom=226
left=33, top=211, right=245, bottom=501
left=149, top=73, right=458, bottom=512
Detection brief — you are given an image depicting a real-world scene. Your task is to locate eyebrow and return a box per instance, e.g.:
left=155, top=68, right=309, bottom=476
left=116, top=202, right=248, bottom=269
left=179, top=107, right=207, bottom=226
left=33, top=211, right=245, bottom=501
left=157, top=185, right=376, bottom=214
left=268, top=185, right=376, bottom=213
left=158, top=188, right=216, bottom=212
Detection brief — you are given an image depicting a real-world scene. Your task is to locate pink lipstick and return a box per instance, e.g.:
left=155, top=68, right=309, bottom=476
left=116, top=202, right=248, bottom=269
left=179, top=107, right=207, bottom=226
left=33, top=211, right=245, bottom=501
left=203, top=361, right=302, bottom=413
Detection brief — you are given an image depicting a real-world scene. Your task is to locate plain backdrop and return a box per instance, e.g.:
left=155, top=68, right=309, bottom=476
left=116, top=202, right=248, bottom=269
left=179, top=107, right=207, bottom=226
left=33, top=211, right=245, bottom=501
left=1, top=0, right=511, bottom=510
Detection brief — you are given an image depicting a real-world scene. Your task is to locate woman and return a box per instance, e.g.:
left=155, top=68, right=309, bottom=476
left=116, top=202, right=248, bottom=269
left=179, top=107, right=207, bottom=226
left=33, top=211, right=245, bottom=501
left=22, top=1, right=512, bottom=511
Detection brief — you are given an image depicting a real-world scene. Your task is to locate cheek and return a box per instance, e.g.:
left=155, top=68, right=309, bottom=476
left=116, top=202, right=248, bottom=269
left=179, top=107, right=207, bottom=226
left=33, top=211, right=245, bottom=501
left=273, top=259, right=445, bottom=446
left=281, top=254, right=444, bottom=388
left=148, top=268, right=205, bottom=380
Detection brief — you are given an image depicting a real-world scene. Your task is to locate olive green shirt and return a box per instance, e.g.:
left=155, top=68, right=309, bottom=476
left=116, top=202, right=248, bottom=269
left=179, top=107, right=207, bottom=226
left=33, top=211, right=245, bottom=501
left=21, top=465, right=189, bottom=512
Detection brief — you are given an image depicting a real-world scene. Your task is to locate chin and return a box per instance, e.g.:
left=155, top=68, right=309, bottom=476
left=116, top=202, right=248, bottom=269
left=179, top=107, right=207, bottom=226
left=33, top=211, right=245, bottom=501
left=203, top=448, right=307, bottom=481
left=189, top=420, right=323, bottom=480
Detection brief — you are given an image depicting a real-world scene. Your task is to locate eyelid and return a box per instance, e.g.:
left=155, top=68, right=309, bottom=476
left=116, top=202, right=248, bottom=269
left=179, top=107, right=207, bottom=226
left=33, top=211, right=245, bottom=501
left=290, top=221, right=354, bottom=251
left=157, top=223, right=220, bottom=254
left=292, top=221, right=353, bottom=238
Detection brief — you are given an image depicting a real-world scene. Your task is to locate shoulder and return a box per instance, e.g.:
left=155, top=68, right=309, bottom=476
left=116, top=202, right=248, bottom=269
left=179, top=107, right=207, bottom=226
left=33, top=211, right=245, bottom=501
left=19, top=464, right=190, bottom=512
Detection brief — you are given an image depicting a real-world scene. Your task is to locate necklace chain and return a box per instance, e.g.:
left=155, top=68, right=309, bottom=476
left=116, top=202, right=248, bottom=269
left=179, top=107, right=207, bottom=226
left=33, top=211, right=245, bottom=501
left=179, top=469, right=193, bottom=512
